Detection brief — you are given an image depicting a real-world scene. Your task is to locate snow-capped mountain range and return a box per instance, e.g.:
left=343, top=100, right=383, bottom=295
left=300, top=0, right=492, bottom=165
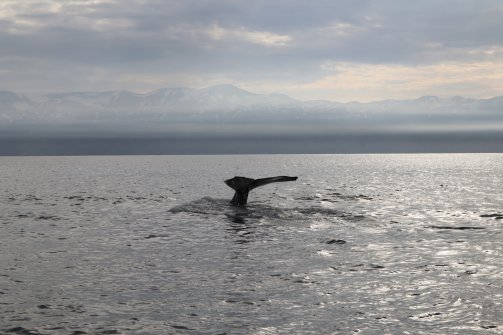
left=0, top=85, right=297, bottom=123
left=1, top=84, right=502, bottom=131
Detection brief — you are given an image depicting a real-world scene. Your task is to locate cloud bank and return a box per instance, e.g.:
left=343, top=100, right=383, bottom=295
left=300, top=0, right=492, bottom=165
left=1, top=0, right=503, bottom=101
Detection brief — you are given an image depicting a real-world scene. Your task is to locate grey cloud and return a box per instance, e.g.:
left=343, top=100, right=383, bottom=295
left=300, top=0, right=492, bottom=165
left=1, top=0, right=503, bottom=95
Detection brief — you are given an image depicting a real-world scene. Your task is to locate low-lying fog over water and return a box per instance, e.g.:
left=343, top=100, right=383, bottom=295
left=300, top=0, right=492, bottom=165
left=1, top=154, right=502, bottom=334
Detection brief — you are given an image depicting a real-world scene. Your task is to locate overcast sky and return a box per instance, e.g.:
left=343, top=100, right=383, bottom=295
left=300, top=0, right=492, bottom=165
left=1, top=0, right=503, bottom=102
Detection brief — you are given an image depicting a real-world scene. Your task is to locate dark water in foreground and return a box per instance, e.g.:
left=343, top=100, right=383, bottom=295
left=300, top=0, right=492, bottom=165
left=1, top=154, right=502, bottom=334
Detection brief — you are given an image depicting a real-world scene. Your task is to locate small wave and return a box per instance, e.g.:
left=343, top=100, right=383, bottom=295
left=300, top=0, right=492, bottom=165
left=36, top=214, right=61, bottom=221
left=427, top=225, right=485, bottom=230
left=295, top=192, right=374, bottom=203
left=327, top=192, right=373, bottom=201
left=480, top=213, right=503, bottom=220
left=169, top=197, right=230, bottom=215
left=4, top=326, right=44, bottom=335
left=64, top=195, right=106, bottom=201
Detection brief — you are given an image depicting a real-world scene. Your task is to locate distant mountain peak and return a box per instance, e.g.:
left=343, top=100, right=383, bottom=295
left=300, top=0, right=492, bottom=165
left=203, top=84, right=254, bottom=95
left=0, top=90, right=28, bottom=103
left=417, top=95, right=440, bottom=102
left=207, top=84, right=241, bottom=90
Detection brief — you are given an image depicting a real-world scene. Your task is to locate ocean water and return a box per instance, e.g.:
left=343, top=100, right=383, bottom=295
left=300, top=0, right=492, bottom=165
left=1, top=154, right=502, bottom=335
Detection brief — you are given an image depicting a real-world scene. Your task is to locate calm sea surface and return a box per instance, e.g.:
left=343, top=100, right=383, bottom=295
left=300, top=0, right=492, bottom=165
left=1, top=154, right=502, bottom=334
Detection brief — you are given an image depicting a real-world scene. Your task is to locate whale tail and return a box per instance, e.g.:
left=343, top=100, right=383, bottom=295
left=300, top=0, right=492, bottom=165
left=225, top=176, right=298, bottom=206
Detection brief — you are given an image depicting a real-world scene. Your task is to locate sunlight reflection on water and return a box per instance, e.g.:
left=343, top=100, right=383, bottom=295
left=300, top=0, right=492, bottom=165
left=1, top=154, right=502, bottom=334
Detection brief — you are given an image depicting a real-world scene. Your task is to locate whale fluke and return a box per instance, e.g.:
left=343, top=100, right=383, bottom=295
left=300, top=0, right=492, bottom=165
left=225, top=176, right=298, bottom=206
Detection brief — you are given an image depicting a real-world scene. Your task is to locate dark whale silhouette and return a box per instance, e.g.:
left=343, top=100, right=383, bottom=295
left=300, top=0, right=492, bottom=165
left=225, top=176, right=298, bottom=206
